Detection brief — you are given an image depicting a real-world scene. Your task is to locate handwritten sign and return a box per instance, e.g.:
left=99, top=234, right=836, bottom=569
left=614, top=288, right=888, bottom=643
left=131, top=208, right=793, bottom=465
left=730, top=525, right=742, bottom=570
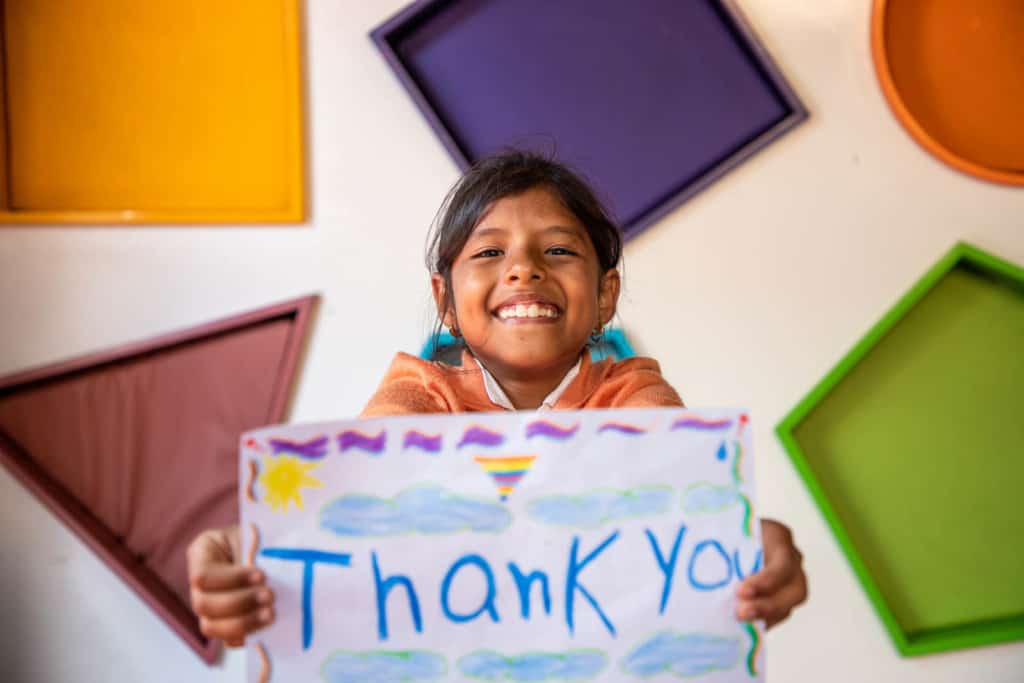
left=240, top=408, right=763, bottom=682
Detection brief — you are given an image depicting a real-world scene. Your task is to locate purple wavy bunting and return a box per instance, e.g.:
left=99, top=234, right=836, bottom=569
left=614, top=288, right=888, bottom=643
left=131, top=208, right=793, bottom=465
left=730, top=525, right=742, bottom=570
left=402, top=430, right=442, bottom=453
left=525, top=420, right=580, bottom=440
left=670, top=417, right=734, bottom=432
left=597, top=422, right=647, bottom=435
left=268, top=435, right=329, bottom=459
left=457, top=425, right=505, bottom=448
left=337, top=430, right=387, bottom=454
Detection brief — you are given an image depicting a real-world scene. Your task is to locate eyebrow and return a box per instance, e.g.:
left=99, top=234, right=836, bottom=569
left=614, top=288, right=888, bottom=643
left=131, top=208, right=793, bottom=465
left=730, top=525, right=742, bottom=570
left=469, top=225, right=586, bottom=239
left=469, top=226, right=506, bottom=239
left=541, top=225, right=587, bottom=239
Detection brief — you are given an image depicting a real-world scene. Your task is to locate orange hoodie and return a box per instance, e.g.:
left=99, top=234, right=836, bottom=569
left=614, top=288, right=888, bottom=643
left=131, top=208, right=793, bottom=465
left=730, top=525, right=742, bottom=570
left=360, top=350, right=683, bottom=417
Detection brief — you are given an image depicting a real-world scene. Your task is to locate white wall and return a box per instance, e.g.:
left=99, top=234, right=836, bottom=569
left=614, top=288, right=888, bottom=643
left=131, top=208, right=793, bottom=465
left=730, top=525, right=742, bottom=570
left=1, top=1, right=1022, bottom=681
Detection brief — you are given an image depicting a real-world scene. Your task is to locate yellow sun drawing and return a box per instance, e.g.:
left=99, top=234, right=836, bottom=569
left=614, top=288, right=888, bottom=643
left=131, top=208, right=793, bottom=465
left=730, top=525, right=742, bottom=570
left=259, top=455, right=323, bottom=512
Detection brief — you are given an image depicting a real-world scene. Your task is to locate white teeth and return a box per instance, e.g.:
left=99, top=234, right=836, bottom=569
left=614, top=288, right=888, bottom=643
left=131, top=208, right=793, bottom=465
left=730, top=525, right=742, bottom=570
left=497, top=303, right=558, bottom=319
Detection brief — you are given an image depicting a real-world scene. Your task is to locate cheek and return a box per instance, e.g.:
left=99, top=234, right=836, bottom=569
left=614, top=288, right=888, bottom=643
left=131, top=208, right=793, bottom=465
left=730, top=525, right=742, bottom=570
left=450, top=267, right=493, bottom=316
left=558, top=279, right=600, bottom=333
left=566, top=267, right=601, bottom=308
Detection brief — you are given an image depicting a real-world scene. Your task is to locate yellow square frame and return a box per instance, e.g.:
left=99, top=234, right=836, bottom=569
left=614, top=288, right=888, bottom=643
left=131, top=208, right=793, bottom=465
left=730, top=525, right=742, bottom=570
left=0, top=1, right=305, bottom=224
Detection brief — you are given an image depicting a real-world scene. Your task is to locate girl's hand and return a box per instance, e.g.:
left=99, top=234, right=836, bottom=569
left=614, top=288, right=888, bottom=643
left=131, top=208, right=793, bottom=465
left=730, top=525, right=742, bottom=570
left=735, top=519, right=808, bottom=628
left=187, top=524, right=275, bottom=647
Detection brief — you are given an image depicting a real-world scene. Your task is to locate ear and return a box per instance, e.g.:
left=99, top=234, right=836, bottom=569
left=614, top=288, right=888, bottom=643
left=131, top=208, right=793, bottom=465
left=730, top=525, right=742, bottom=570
left=597, top=268, right=620, bottom=327
left=431, top=273, right=457, bottom=328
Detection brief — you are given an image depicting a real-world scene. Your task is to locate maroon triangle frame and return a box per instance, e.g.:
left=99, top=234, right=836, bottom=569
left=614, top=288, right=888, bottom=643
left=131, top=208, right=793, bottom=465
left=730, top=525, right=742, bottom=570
left=0, top=294, right=318, bottom=663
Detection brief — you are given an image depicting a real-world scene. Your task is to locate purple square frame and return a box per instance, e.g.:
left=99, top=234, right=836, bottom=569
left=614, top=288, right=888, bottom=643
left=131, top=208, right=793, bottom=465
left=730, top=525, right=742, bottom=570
left=371, top=0, right=808, bottom=240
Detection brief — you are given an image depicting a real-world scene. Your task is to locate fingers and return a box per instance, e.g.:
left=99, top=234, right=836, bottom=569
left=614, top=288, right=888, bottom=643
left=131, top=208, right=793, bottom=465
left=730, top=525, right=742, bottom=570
left=740, top=545, right=802, bottom=598
left=736, top=572, right=808, bottom=628
left=191, top=563, right=264, bottom=592
left=187, top=525, right=273, bottom=646
left=735, top=519, right=808, bottom=628
left=192, top=585, right=274, bottom=620
left=738, top=520, right=801, bottom=598
left=190, top=564, right=272, bottom=645
left=198, top=606, right=276, bottom=644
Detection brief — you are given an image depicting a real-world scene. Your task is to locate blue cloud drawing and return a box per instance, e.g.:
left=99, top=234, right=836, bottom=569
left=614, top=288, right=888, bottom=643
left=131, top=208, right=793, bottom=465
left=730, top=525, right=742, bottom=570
left=527, top=487, right=672, bottom=528
left=621, top=631, right=739, bottom=678
left=459, top=650, right=607, bottom=681
left=322, top=650, right=446, bottom=683
left=682, top=483, right=739, bottom=513
left=320, top=485, right=511, bottom=536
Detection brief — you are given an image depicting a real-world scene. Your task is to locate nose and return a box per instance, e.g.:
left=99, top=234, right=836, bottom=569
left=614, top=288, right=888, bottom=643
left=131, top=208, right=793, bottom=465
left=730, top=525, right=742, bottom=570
left=504, top=256, right=544, bottom=283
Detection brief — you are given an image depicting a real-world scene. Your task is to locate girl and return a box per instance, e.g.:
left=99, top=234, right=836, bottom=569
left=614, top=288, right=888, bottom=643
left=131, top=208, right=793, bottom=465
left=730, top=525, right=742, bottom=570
left=187, top=150, right=807, bottom=647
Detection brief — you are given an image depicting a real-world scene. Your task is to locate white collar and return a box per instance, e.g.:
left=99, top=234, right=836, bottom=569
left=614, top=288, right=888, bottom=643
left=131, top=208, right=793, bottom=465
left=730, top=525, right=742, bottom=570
left=473, top=356, right=582, bottom=411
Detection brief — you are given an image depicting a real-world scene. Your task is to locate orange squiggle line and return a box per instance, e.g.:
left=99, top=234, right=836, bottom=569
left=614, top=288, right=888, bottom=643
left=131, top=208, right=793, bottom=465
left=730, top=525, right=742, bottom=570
left=256, top=642, right=271, bottom=683
left=245, top=526, right=269, bottom=679
left=247, top=523, right=260, bottom=567
left=246, top=459, right=259, bottom=502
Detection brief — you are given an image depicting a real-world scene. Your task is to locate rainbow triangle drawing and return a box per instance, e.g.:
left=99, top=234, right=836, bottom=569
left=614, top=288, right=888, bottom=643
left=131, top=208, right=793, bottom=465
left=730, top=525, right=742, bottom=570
left=473, top=455, right=537, bottom=501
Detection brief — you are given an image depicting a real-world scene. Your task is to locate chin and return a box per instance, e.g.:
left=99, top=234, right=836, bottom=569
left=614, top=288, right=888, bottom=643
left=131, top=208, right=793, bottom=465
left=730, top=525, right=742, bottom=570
left=489, top=348, right=582, bottom=374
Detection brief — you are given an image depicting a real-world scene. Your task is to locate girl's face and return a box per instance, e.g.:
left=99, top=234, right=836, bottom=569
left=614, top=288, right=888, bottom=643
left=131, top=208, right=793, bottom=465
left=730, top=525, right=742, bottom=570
left=432, top=186, right=620, bottom=380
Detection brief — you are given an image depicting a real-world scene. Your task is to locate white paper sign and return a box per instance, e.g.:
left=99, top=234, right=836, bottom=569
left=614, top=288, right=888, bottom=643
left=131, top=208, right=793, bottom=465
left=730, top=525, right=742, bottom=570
left=240, top=407, right=763, bottom=682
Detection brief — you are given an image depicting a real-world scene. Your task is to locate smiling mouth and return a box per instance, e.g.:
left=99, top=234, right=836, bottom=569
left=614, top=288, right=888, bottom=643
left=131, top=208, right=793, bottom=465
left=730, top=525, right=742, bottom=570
left=494, top=302, right=560, bottom=321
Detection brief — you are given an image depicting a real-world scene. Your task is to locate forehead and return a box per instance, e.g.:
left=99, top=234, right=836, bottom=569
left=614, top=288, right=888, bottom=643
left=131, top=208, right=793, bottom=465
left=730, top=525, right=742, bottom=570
left=475, top=186, right=585, bottom=233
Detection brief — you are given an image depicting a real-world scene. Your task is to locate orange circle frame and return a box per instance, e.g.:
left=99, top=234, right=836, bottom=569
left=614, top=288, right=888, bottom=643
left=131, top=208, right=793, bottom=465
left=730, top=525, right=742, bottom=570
left=871, top=0, right=1024, bottom=186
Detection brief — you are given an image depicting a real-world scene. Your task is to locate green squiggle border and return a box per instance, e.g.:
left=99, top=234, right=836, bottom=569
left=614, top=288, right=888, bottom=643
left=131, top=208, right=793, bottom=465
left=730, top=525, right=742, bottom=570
left=742, top=622, right=760, bottom=677
left=731, top=440, right=743, bottom=485
left=737, top=493, right=753, bottom=538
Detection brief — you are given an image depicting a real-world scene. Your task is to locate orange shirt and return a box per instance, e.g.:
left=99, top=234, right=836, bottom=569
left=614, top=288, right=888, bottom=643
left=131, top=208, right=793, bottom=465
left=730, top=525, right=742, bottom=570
left=360, top=350, right=683, bottom=417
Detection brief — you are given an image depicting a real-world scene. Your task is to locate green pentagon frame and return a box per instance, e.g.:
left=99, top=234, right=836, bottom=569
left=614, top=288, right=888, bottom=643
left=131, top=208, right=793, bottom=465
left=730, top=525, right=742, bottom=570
left=776, top=242, right=1024, bottom=656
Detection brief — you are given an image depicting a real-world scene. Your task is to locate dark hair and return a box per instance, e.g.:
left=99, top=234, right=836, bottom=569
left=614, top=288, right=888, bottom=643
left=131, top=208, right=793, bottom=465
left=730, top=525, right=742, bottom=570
left=426, top=149, right=623, bottom=350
